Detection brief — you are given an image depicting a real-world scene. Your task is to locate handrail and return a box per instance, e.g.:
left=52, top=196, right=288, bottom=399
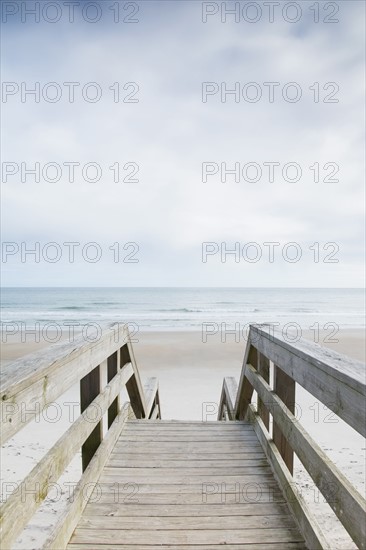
left=218, top=323, right=366, bottom=550
left=0, top=324, right=160, bottom=549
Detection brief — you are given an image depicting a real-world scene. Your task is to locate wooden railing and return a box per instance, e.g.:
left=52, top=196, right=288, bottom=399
left=0, top=323, right=160, bottom=549
left=218, top=323, right=366, bottom=550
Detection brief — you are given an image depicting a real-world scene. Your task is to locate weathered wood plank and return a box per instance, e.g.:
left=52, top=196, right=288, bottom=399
left=126, top=420, right=251, bottom=425
left=99, top=471, right=272, bottom=483
left=70, top=527, right=305, bottom=545
left=103, top=465, right=271, bottom=476
left=107, top=453, right=268, bottom=461
left=113, top=440, right=260, bottom=452
left=124, top=424, right=250, bottom=431
left=113, top=444, right=263, bottom=454
left=82, top=501, right=293, bottom=517
left=68, top=544, right=308, bottom=550
left=117, top=432, right=256, bottom=445
left=90, top=480, right=280, bottom=494
left=76, top=514, right=297, bottom=530
left=108, top=459, right=268, bottom=469
left=89, top=491, right=287, bottom=505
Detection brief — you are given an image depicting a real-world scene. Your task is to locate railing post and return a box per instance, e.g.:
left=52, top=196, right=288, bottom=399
left=257, top=353, right=270, bottom=430
left=236, top=346, right=257, bottom=420
left=273, top=365, right=295, bottom=474
left=126, top=374, right=145, bottom=418
left=80, top=365, right=101, bottom=471
left=120, top=342, right=145, bottom=418
left=107, top=351, right=120, bottom=427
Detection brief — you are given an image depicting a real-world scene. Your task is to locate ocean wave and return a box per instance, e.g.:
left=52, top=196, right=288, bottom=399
left=156, top=308, right=204, bottom=313
left=56, top=306, right=88, bottom=311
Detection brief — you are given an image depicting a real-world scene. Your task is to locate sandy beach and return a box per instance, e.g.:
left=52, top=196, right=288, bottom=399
left=1, top=329, right=365, bottom=549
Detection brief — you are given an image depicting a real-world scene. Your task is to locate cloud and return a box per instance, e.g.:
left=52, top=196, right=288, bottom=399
left=1, top=0, right=364, bottom=286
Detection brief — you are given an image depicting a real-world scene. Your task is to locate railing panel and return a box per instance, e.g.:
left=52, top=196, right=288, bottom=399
left=245, top=362, right=366, bottom=549
left=0, top=324, right=161, bottom=549
left=250, top=324, right=366, bottom=437
left=220, top=324, right=366, bottom=549
left=42, top=404, right=133, bottom=550
left=0, top=363, right=134, bottom=549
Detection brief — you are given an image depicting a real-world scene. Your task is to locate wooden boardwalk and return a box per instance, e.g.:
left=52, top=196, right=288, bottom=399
left=1, top=323, right=365, bottom=549
left=68, top=420, right=306, bottom=549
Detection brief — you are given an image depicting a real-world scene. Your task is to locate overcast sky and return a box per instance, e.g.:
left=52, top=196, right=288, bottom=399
left=1, top=0, right=365, bottom=287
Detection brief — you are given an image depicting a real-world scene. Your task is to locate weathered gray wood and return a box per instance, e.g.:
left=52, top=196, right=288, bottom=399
left=80, top=365, right=102, bottom=471
left=143, top=377, right=160, bottom=418
left=245, top=363, right=366, bottom=550
left=68, top=545, right=307, bottom=550
left=112, top=443, right=263, bottom=454
left=273, top=365, right=295, bottom=474
left=69, top=527, right=304, bottom=545
left=149, top=404, right=160, bottom=419
left=108, top=458, right=266, bottom=469
left=250, top=324, right=366, bottom=437
left=235, top=346, right=257, bottom=420
left=90, top=491, right=286, bottom=505
left=76, top=514, right=297, bottom=530
left=94, top=479, right=279, bottom=495
left=82, top=502, right=294, bottom=517
left=0, top=364, right=134, bottom=550
left=126, top=373, right=146, bottom=419
left=247, top=405, right=331, bottom=550
left=42, top=404, right=132, bottom=550
left=128, top=419, right=251, bottom=428
left=0, top=323, right=131, bottom=443
left=125, top=423, right=248, bottom=431
left=99, top=470, right=273, bottom=483
left=218, top=377, right=238, bottom=420
left=107, top=351, right=119, bottom=427
left=257, top=352, right=270, bottom=429
left=111, top=444, right=262, bottom=453
left=106, top=454, right=267, bottom=463
left=125, top=339, right=149, bottom=418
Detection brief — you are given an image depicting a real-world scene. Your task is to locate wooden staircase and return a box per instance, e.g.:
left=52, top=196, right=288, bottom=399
left=67, top=419, right=306, bottom=549
left=1, top=323, right=365, bottom=549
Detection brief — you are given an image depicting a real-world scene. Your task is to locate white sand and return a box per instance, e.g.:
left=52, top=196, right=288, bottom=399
left=1, top=329, right=365, bottom=549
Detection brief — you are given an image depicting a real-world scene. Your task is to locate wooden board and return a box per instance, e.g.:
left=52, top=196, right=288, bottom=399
left=69, top=545, right=307, bottom=550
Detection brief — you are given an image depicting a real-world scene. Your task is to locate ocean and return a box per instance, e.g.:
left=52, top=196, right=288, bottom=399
left=1, top=287, right=364, bottom=332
